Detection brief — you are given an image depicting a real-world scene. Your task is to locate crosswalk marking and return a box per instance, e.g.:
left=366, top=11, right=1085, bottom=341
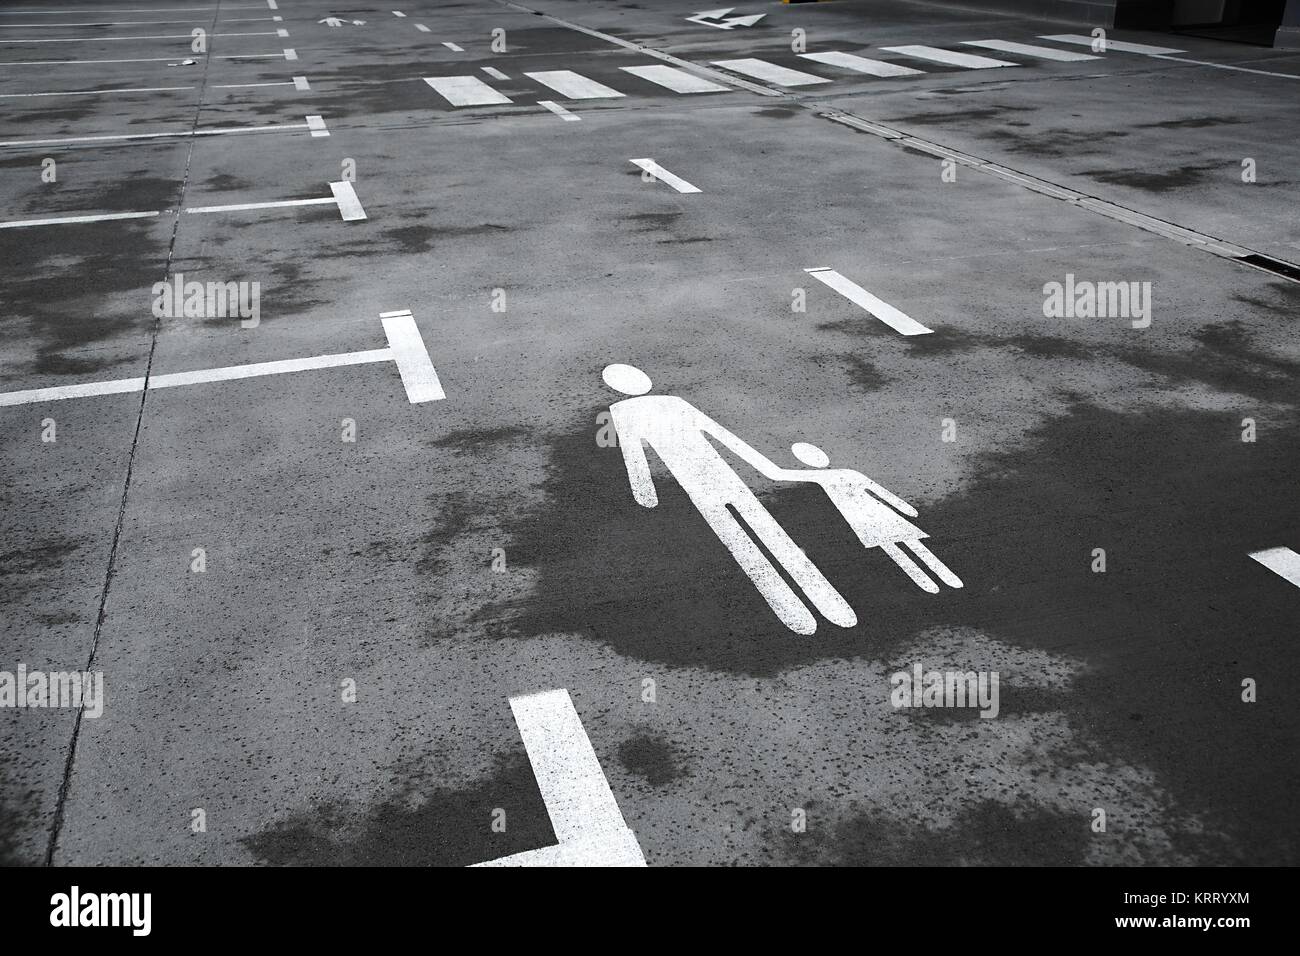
left=961, top=39, right=1100, bottom=61
left=538, top=99, right=580, bottom=121
left=482, top=66, right=509, bottom=80
left=631, top=158, right=700, bottom=193
left=805, top=268, right=933, bottom=336
left=711, top=57, right=832, bottom=86
left=1249, top=547, right=1300, bottom=589
left=797, top=50, right=924, bottom=77
left=525, top=69, right=624, bottom=99
left=1040, top=34, right=1185, bottom=55
left=423, top=75, right=511, bottom=106
left=880, top=45, right=1018, bottom=69
left=619, top=64, right=730, bottom=93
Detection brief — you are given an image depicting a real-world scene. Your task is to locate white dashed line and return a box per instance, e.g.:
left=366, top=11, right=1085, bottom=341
left=630, top=158, right=700, bottom=193
left=804, top=268, right=933, bottom=336
left=538, top=99, right=579, bottom=121
left=1249, top=547, right=1300, bottom=589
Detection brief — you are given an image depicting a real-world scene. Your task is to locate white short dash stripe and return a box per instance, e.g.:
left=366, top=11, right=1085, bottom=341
left=329, top=180, right=367, bottom=221
left=382, top=313, right=444, bottom=402
left=1249, top=547, right=1300, bottom=588
left=538, top=99, right=579, bottom=121
left=423, top=75, right=511, bottom=106
left=473, top=690, right=645, bottom=867
left=526, top=69, right=624, bottom=99
left=305, top=114, right=328, bottom=136
left=961, top=39, right=1099, bottom=61
left=442, top=41, right=463, bottom=51
left=0, top=210, right=159, bottom=230
left=283, top=47, right=296, bottom=60
left=415, top=23, right=430, bottom=32
left=797, top=50, right=923, bottom=77
left=880, top=45, right=1018, bottom=68
left=482, top=66, right=508, bottom=80
left=393, top=11, right=407, bottom=17
left=805, top=268, right=933, bottom=335
left=711, top=57, right=831, bottom=86
left=276, top=28, right=288, bottom=37
left=630, top=158, right=700, bottom=193
left=619, top=64, right=729, bottom=93
left=1039, top=34, right=1184, bottom=55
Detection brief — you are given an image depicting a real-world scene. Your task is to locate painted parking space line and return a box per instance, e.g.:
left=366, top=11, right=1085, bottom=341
left=1249, top=547, right=1300, bottom=589
left=525, top=69, right=625, bottom=99
left=961, top=39, right=1100, bottom=61
left=211, top=80, right=295, bottom=89
left=473, top=690, right=646, bottom=868
left=293, top=75, right=310, bottom=90
left=619, top=64, right=730, bottom=93
left=0, top=18, right=278, bottom=26
left=630, top=158, right=700, bottom=194
left=0, top=312, right=439, bottom=408
left=1039, top=34, right=1185, bottom=55
left=710, top=58, right=832, bottom=86
left=0, top=85, right=194, bottom=98
left=538, top=100, right=580, bottom=121
left=0, top=31, right=279, bottom=42
left=1148, top=54, right=1300, bottom=79
left=0, top=210, right=160, bottom=230
left=804, top=268, right=933, bottom=336
left=423, top=75, right=511, bottom=106
left=442, top=41, right=464, bottom=51
left=2, top=181, right=365, bottom=229
left=0, top=118, right=322, bottom=149
left=0, top=50, right=297, bottom=65
left=880, top=45, right=1019, bottom=69
left=482, top=66, right=509, bottom=80
left=797, top=50, right=924, bottom=77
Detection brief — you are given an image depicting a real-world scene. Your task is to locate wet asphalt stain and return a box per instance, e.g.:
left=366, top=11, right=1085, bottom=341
left=984, top=126, right=1129, bottom=158
left=430, top=426, right=532, bottom=454
left=1082, top=161, right=1227, bottom=192
left=493, top=382, right=1299, bottom=861
left=1, top=538, right=83, bottom=605
left=202, top=173, right=253, bottom=192
left=1135, top=116, right=1244, bottom=129
left=786, top=799, right=1093, bottom=865
left=624, top=211, right=683, bottom=231
left=618, top=733, right=688, bottom=786
left=888, top=105, right=1036, bottom=126
left=655, top=236, right=714, bottom=245
left=30, top=351, right=137, bottom=377
left=240, top=752, right=553, bottom=866
left=756, top=107, right=798, bottom=119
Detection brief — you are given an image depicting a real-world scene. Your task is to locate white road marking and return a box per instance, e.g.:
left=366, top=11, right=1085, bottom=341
left=797, top=50, right=923, bottom=77
left=212, top=80, right=295, bottom=88
left=382, top=312, right=445, bottom=402
left=0, top=18, right=274, bottom=27
left=305, top=114, right=328, bottom=137
left=393, top=11, right=407, bottom=17
left=423, top=75, right=511, bottom=106
left=710, top=57, right=832, bottom=86
left=804, top=268, right=933, bottom=335
left=267, top=0, right=278, bottom=9
left=0, top=31, right=276, bottom=42
left=0, top=120, right=314, bottom=149
left=283, top=47, right=297, bottom=60
left=481, top=66, right=509, bottom=80
left=0, top=5, right=269, bottom=11
left=0, top=314, right=439, bottom=408
left=961, top=39, right=1100, bottom=61
left=329, top=180, right=367, bottom=221
left=0, top=210, right=159, bottom=230
left=276, top=28, right=288, bottom=37
left=1149, top=54, right=1300, bottom=79
left=619, top=64, right=730, bottom=93
left=442, top=41, right=464, bottom=51
left=473, top=690, right=646, bottom=868
left=293, top=75, right=310, bottom=90
left=525, top=69, right=625, bottom=99
left=415, top=23, right=430, bottom=32
left=1249, top=547, right=1300, bottom=588
left=0, top=85, right=193, bottom=98
left=880, top=45, right=1018, bottom=68
left=630, top=158, right=700, bottom=194
left=184, top=197, right=335, bottom=214
left=1039, top=34, right=1185, bottom=55
left=538, top=99, right=579, bottom=121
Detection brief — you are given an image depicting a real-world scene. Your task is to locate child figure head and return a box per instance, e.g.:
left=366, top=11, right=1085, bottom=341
left=791, top=442, right=830, bottom=468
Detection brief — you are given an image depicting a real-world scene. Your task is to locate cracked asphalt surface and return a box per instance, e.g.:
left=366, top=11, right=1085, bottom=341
left=1, top=0, right=1297, bottom=867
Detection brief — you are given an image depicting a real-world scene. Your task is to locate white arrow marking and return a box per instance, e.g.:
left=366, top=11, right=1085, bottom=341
left=1249, top=547, right=1300, bottom=589
left=473, top=690, right=646, bottom=868
left=804, top=268, right=933, bottom=335
left=0, top=312, right=440, bottom=408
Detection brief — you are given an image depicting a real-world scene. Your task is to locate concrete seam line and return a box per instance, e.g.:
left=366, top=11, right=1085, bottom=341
left=490, top=0, right=784, bottom=97
left=815, top=109, right=1300, bottom=283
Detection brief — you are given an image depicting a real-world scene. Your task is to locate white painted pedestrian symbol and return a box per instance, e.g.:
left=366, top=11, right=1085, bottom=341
left=686, top=8, right=766, bottom=29
left=602, top=364, right=961, bottom=634
left=319, top=17, right=366, bottom=27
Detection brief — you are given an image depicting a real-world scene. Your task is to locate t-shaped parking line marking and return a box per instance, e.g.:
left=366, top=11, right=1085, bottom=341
left=0, top=311, right=442, bottom=407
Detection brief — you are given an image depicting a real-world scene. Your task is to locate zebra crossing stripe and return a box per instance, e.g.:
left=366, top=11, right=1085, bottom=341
left=620, top=64, right=730, bottom=93
left=423, top=75, right=511, bottom=106
left=798, top=51, right=923, bottom=77
left=711, top=58, right=832, bottom=86
left=1039, top=34, right=1185, bottom=55
left=880, top=45, right=1019, bottom=69
left=525, top=70, right=624, bottom=99
left=961, top=39, right=1100, bottom=61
